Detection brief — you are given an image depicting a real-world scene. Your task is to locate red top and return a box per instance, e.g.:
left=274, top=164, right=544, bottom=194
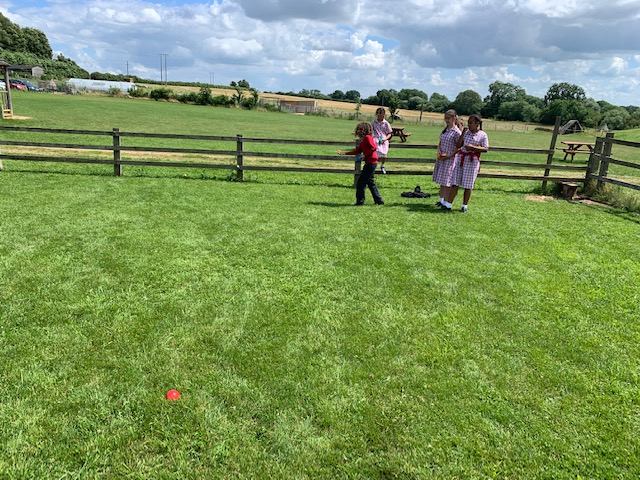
left=345, top=135, right=378, bottom=164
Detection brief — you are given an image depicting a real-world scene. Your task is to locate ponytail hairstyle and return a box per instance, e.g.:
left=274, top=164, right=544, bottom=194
left=442, top=109, right=458, bottom=134
left=468, top=113, right=483, bottom=130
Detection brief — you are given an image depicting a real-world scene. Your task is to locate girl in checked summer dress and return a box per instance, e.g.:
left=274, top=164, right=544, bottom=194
left=433, top=109, right=462, bottom=207
left=442, top=114, right=489, bottom=213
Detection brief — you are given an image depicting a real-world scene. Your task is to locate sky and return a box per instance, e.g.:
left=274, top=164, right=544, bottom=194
left=2, top=0, right=640, bottom=106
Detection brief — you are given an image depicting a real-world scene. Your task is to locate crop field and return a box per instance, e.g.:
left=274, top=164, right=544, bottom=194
left=1, top=91, right=639, bottom=478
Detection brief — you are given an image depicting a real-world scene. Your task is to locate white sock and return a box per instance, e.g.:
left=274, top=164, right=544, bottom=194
left=440, top=197, right=444, bottom=203
left=462, top=204, right=468, bottom=209
left=444, top=201, right=452, bottom=208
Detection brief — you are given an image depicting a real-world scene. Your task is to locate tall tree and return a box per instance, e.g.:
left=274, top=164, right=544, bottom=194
left=22, top=27, right=52, bottom=58
left=452, top=90, right=483, bottom=115
left=544, top=82, right=586, bottom=104
left=344, top=90, right=360, bottom=102
left=0, top=13, right=25, bottom=52
left=483, top=81, right=525, bottom=118
left=428, top=92, right=451, bottom=113
left=539, top=99, right=588, bottom=125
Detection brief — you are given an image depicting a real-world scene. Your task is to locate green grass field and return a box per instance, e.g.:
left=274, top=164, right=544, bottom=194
left=1, top=92, right=640, bottom=478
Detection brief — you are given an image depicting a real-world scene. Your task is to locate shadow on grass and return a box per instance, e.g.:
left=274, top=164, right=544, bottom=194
left=577, top=200, right=640, bottom=225
left=403, top=202, right=452, bottom=213
left=307, top=201, right=352, bottom=208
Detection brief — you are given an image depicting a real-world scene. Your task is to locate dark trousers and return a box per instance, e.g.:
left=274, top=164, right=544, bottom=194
left=356, top=162, right=383, bottom=205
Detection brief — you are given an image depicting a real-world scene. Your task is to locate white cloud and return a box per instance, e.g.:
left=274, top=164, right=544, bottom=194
left=3, top=0, right=640, bottom=105
left=605, top=57, right=627, bottom=75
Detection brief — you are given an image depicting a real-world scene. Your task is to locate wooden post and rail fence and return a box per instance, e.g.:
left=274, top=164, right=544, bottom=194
left=1, top=121, right=639, bottom=194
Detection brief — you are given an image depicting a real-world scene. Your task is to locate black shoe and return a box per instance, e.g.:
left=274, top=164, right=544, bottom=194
left=439, top=205, right=451, bottom=212
left=435, top=201, right=443, bottom=207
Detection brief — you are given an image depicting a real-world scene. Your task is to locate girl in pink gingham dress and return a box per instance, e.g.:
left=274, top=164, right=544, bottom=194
left=443, top=114, right=489, bottom=213
left=433, top=109, right=461, bottom=207
left=371, top=107, right=393, bottom=174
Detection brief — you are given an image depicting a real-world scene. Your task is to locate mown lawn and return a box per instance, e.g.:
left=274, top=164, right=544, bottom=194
left=1, top=92, right=639, bottom=478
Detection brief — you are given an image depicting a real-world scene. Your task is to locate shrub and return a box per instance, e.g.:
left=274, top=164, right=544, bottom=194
left=261, top=101, right=283, bottom=112
left=129, top=87, right=148, bottom=98
left=149, top=87, right=174, bottom=101
left=211, top=94, right=233, bottom=107
left=176, top=92, right=199, bottom=104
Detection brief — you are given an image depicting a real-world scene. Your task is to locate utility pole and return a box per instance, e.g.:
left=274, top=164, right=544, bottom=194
left=158, top=54, right=168, bottom=83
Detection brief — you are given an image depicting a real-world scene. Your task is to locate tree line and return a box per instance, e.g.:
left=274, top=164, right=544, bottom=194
left=276, top=82, right=640, bottom=130
left=0, top=13, right=89, bottom=79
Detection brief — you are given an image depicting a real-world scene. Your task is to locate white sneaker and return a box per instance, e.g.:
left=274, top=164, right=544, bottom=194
left=380, top=165, right=386, bottom=174
left=461, top=205, right=468, bottom=213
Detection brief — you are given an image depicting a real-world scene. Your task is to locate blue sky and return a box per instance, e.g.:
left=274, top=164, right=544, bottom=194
left=2, top=0, right=640, bottom=105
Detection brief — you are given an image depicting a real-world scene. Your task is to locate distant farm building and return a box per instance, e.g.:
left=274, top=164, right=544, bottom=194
left=279, top=99, right=317, bottom=114
left=67, top=78, right=137, bottom=93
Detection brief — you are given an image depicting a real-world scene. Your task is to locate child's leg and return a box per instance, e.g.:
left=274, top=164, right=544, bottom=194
left=356, top=163, right=375, bottom=204
left=367, top=175, right=384, bottom=204
left=447, top=185, right=459, bottom=205
left=463, top=188, right=472, bottom=205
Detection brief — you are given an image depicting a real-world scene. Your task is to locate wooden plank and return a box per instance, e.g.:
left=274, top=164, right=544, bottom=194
left=605, top=138, right=640, bottom=148
left=0, top=140, right=114, bottom=150
left=241, top=165, right=354, bottom=174
left=598, top=157, right=640, bottom=170
left=0, top=126, right=112, bottom=136
left=589, top=175, right=640, bottom=191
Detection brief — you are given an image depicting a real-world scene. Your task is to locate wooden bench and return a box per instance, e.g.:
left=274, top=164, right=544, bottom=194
left=556, top=148, right=591, bottom=162
left=391, top=127, right=411, bottom=142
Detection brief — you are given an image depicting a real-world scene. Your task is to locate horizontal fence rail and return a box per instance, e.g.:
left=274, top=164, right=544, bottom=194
left=587, top=134, right=640, bottom=192
left=0, top=124, right=590, bottom=186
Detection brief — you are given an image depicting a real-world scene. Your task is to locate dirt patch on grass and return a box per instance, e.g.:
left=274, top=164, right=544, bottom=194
left=526, top=195, right=553, bottom=202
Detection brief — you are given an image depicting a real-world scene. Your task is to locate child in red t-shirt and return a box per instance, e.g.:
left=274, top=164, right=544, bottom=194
left=338, top=122, right=384, bottom=206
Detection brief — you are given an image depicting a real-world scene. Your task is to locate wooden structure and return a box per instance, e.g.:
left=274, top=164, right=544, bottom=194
left=559, top=120, right=584, bottom=134
left=560, top=182, right=579, bottom=199
left=587, top=133, right=640, bottom=192
left=391, top=126, right=412, bottom=142
left=0, top=60, right=39, bottom=118
left=0, top=60, right=12, bottom=118
left=278, top=99, right=317, bottom=114
left=0, top=117, right=588, bottom=188
left=557, top=140, right=595, bottom=162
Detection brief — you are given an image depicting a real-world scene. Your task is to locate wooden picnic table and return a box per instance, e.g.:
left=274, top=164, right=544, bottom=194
left=391, top=126, right=411, bottom=142
left=558, top=140, right=595, bottom=162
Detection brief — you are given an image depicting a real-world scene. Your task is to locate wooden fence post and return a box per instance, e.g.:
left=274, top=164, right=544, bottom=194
left=352, top=138, right=361, bottom=187
left=542, top=116, right=562, bottom=189
left=587, top=137, right=604, bottom=183
left=597, top=132, right=614, bottom=190
left=113, top=128, right=122, bottom=176
left=236, top=134, right=244, bottom=181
